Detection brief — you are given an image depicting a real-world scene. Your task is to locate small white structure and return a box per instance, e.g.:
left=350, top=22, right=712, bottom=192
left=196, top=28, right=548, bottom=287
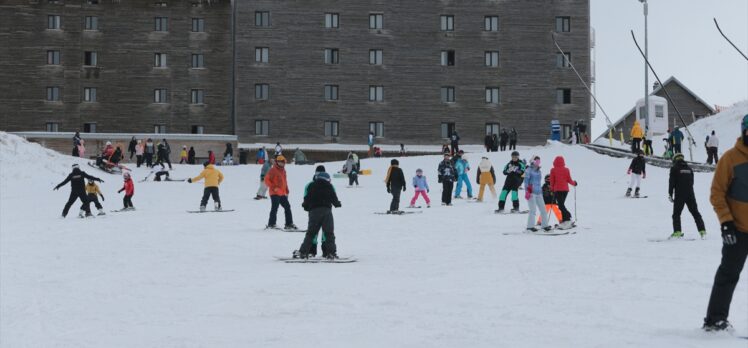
left=635, top=96, right=668, bottom=138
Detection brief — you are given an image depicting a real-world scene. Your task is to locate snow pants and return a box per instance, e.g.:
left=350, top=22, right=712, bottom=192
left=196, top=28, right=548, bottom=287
left=509, top=141, right=517, bottom=150
left=87, top=193, right=103, bottom=210
left=705, top=231, right=748, bottom=324
left=63, top=191, right=90, bottom=216
left=672, top=193, right=705, bottom=233
left=441, top=181, right=453, bottom=205
left=299, top=207, right=336, bottom=256
left=498, top=180, right=520, bottom=211
left=631, top=138, right=642, bottom=153
left=478, top=182, right=496, bottom=201
left=455, top=174, right=473, bottom=198
left=538, top=204, right=563, bottom=224
left=348, top=172, right=359, bottom=186
left=527, top=193, right=549, bottom=229
left=500, top=141, right=507, bottom=151
left=256, top=181, right=268, bottom=197
left=268, top=195, right=293, bottom=226
left=123, top=194, right=134, bottom=209
left=628, top=174, right=642, bottom=189
left=154, top=171, right=169, bottom=181
left=144, top=153, right=153, bottom=167
left=200, top=187, right=220, bottom=207
left=410, top=190, right=430, bottom=206
left=555, top=191, right=572, bottom=222
left=450, top=142, right=459, bottom=155
left=389, top=185, right=403, bottom=212
left=706, top=147, right=719, bottom=165
left=136, top=155, right=143, bottom=168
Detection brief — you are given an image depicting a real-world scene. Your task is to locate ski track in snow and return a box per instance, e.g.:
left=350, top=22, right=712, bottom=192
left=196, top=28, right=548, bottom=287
left=1, top=132, right=746, bottom=347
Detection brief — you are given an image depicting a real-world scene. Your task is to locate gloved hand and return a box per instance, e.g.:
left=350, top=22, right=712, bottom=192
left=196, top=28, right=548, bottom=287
left=101, top=195, right=105, bottom=201
left=427, top=189, right=430, bottom=193
left=721, top=221, right=737, bottom=245
left=334, top=202, right=342, bottom=208
left=526, top=184, right=533, bottom=194
left=98, top=179, right=105, bottom=183
left=573, top=181, right=578, bottom=186
left=668, top=195, right=674, bottom=203
left=118, top=189, right=123, bottom=193
left=402, top=186, right=406, bottom=192
left=524, top=189, right=531, bottom=200
left=387, top=187, right=391, bottom=193
left=53, top=186, right=59, bottom=191
left=187, top=178, right=192, bottom=183
left=627, top=169, right=632, bottom=174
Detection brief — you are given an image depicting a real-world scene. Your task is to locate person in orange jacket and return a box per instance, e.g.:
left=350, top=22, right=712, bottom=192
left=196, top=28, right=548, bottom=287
left=188, top=161, right=224, bottom=211
left=264, top=155, right=298, bottom=230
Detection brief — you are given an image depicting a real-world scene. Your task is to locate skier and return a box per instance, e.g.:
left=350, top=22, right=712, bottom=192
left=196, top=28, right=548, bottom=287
left=409, top=168, right=430, bottom=208
left=153, top=142, right=169, bottom=169
left=135, top=140, right=144, bottom=167
left=384, top=159, right=406, bottom=213
left=264, top=155, right=297, bottom=229
left=453, top=151, right=473, bottom=199
left=668, top=153, right=705, bottom=239
left=188, top=161, right=224, bottom=211
left=208, top=150, right=215, bottom=165
left=706, top=130, right=719, bottom=165
left=223, top=143, right=234, bottom=165
left=297, top=171, right=341, bottom=259
left=626, top=150, right=646, bottom=198
left=475, top=156, right=497, bottom=202
left=344, top=154, right=359, bottom=187
left=524, top=156, right=552, bottom=232
left=630, top=120, right=644, bottom=153
left=437, top=153, right=456, bottom=206
left=497, top=151, right=525, bottom=213
left=179, top=146, right=188, bottom=164
left=54, top=164, right=103, bottom=218
left=144, top=138, right=155, bottom=167
left=703, top=114, right=748, bottom=332
left=509, top=128, right=518, bottom=150
left=450, top=130, right=460, bottom=155
left=499, top=129, right=509, bottom=152
left=254, top=158, right=273, bottom=200
left=549, top=155, right=578, bottom=229
left=84, top=178, right=106, bottom=216
left=117, top=172, right=135, bottom=210
left=670, top=127, right=684, bottom=154
left=538, top=174, right=562, bottom=225
left=128, top=136, right=137, bottom=160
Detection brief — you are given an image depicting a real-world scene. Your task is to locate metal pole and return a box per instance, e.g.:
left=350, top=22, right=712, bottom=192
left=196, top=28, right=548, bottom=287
left=643, top=0, right=649, bottom=137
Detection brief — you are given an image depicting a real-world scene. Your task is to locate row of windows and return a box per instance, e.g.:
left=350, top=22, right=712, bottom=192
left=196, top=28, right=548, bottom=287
left=44, top=87, right=207, bottom=104
left=46, top=50, right=207, bottom=68
left=253, top=120, right=513, bottom=139
left=44, top=122, right=206, bottom=135
left=46, top=15, right=207, bottom=33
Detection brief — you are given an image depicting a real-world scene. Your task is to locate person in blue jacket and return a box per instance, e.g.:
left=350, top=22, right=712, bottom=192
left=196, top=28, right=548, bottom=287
left=524, top=156, right=552, bottom=232
left=453, top=151, right=473, bottom=199
left=669, top=127, right=684, bottom=154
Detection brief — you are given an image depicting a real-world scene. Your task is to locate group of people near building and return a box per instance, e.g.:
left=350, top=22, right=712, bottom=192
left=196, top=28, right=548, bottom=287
left=484, top=128, right=518, bottom=152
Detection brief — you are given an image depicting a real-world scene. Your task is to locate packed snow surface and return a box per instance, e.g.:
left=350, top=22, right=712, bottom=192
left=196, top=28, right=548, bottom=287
left=0, top=132, right=746, bottom=347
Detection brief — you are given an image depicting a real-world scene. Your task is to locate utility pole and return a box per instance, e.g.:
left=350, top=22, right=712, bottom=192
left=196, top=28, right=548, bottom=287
left=639, top=0, right=650, bottom=138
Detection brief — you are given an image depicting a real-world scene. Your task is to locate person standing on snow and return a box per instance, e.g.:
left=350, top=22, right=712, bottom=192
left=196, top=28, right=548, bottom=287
left=509, top=128, right=518, bottom=151
left=630, top=120, right=644, bottom=153
left=450, top=130, right=460, bottom=155
left=491, top=133, right=499, bottom=152
left=188, top=146, right=196, bottom=165
left=274, top=142, right=283, bottom=157
left=208, top=150, right=216, bottom=165
left=453, top=151, right=473, bottom=199
left=256, top=147, right=266, bottom=164
left=264, top=155, right=297, bottom=229
left=54, top=164, right=103, bottom=218
left=72, top=132, right=82, bottom=157
left=476, top=156, right=497, bottom=202
left=538, top=175, right=562, bottom=225
left=670, top=127, right=684, bottom=154
left=706, top=130, right=719, bottom=165
left=84, top=179, right=106, bottom=216
left=702, top=114, right=748, bottom=332
left=144, top=138, right=155, bottom=167
left=668, top=153, right=706, bottom=239
left=188, top=161, right=224, bottom=212
left=296, top=165, right=332, bottom=257
left=549, top=155, right=578, bottom=229
left=77, top=139, right=86, bottom=159
left=117, top=172, right=135, bottom=211
left=344, top=154, right=359, bottom=187
left=626, top=150, right=646, bottom=198
left=128, top=136, right=137, bottom=160
left=524, top=156, right=552, bottom=232
left=135, top=140, right=144, bottom=167
left=409, top=169, right=431, bottom=208
left=497, top=151, right=525, bottom=213
left=384, top=159, right=406, bottom=213
left=254, top=158, right=273, bottom=200
left=223, top=143, right=234, bottom=165
left=484, top=133, right=493, bottom=152
left=297, top=171, right=341, bottom=259
left=499, top=129, right=509, bottom=152
left=437, top=153, right=456, bottom=206
left=179, top=146, right=188, bottom=164
left=368, top=132, right=375, bottom=157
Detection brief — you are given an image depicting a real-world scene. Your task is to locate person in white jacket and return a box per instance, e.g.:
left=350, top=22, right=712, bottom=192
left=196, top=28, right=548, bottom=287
left=706, top=130, right=719, bottom=165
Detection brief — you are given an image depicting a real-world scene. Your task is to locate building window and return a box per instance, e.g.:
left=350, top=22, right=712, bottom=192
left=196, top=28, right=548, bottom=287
left=48, top=0, right=61, bottom=4
left=324, top=48, right=339, bottom=64
left=484, top=16, right=499, bottom=31
left=255, top=47, right=269, bottom=63
left=83, top=51, right=97, bottom=66
left=324, top=121, right=339, bottom=137
left=369, top=49, right=383, bottom=65
left=485, top=51, right=499, bottom=67
left=486, top=123, right=500, bottom=135
left=154, top=53, right=167, bottom=67
left=83, top=87, right=97, bottom=102
left=325, top=13, right=339, bottom=28
left=84, top=123, right=97, bottom=133
left=46, top=122, right=60, bottom=132
left=369, top=122, right=384, bottom=137
left=555, top=16, right=570, bottom=32
left=47, top=50, right=61, bottom=65
left=440, top=15, right=454, bottom=31
left=191, top=89, right=205, bottom=104
left=441, top=86, right=455, bottom=103
left=324, top=85, right=339, bottom=101
left=191, top=125, right=204, bottom=134
left=485, top=87, right=500, bottom=104
left=440, top=50, right=455, bottom=66
left=153, top=88, right=168, bottom=103
left=556, top=88, right=571, bottom=104
left=84, top=16, right=99, bottom=30
left=255, top=84, right=269, bottom=100
left=46, top=87, right=60, bottom=101
left=556, top=52, right=571, bottom=68
left=255, top=11, right=271, bottom=27
left=191, top=54, right=205, bottom=68
left=86, top=0, right=100, bottom=4
left=368, top=85, right=383, bottom=102
left=47, top=15, right=61, bottom=29
left=154, top=17, right=168, bottom=32
left=369, top=13, right=383, bottom=29
left=441, top=122, right=455, bottom=139
left=255, top=120, right=269, bottom=136
left=191, top=18, right=205, bottom=32
left=154, top=1, right=167, bottom=7
left=655, top=105, right=664, bottom=118
left=154, top=125, right=166, bottom=134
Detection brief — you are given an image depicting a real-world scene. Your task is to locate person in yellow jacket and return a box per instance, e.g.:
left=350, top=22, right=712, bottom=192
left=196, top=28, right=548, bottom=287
left=188, top=162, right=224, bottom=211
left=179, top=146, right=188, bottom=164
left=475, top=157, right=497, bottom=201
left=84, top=179, right=106, bottom=215
left=703, top=114, right=748, bottom=332
left=630, top=120, right=644, bottom=153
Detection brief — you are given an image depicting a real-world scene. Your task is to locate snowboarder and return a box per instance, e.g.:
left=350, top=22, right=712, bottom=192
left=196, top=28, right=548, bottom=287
left=702, top=114, right=748, bottom=332
left=188, top=146, right=196, bottom=165
left=255, top=158, right=273, bottom=200
left=626, top=150, right=646, bottom=197
left=264, top=155, right=297, bottom=229
left=54, top=164, right=103, bottom=218
left=117, top=172, right=135, bottom=210
left=409, top=169, right=430, bottom=208
left=549, top=155, right=578, bottom=229
left=497, top=151, right=525, bottom=213
left=188, top=161, right=224, bottom=211
left=135, top=140, right=144, bottom=167
left=84, top=179, right=106, bottom=216
left=509, top=128, right=518, bottom=150
left=437, top=153, right=456, bottom=206
left=499, top=129, right=509, bottom=152
left=297, top=171, right=341, bottom=259
left=450, top=130, right=460, bottom=155
left=538, top=174, right=562, bottom=225
left=144, top=138, right=155, bottom=167
left=454, top=151, right=473, bottom=199
left=128, top=136, right=137, bottom=160
left=297, top=165, right=332, bottom=257
left=223, top=143, right=234, bottom=165
left=669, top=127, right=684, bottom=154
left=384, top=159, right=406, bottom=213
left=179, top=146, right=188, bottom=164
left=476, top=156, right=497, bottom=202
left=706, top=130, right=719, bottom=165
left=630, top=120, right=644, bottom=153
left=667, top=153, right=705, bottom=239
left=524, top=156, right=552, bottom=232
left=344, top=155, right=359, bottom=187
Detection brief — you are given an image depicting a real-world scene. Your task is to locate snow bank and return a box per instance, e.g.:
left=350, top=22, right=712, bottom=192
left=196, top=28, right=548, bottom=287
left=686, top=100, right=748, bottom=161
left=0, top=132, right=87, bottom=186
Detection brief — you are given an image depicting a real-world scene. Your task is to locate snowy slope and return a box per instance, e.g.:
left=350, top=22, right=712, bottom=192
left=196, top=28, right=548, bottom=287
left=0, top=132, right=746, bottom=347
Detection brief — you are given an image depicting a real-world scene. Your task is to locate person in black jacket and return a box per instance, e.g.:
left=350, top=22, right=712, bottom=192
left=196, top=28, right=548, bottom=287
left=491, top=133, right=499, bottom=152
left=450, top=130, right=460, bottom=155
left=128, top=136, right=137, bottom=160
left=668, top=154, right=706, bottom=239
left=484, top=134, right=493, bottom=152
left=509, top=128, right=518, bottom=150
left=298, top=172, right=341, bottom=259
left=385, top=159, right=406, bottom=213
left=72, top=132, right=81, bottom=157
left=626, top=150, right=646, bottom=197
left=499, top=129, right=509, bottom=152
left=188, top=146, right=196, bottom=165
left=437, top=154, right=457, bottom=206
left=161, top=139, right=173, bottom=169
left=54, top=164, right=103, bottom=218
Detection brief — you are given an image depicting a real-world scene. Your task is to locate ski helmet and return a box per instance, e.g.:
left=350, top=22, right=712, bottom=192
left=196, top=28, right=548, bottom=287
left=316, top=172, right=331, bottom=182
left=315, top=165, right=326, bottom=173
left=672, top=153, right=684, bottom=163
left=106, top=141, right=112, bottom=146
left=71, top=163, right=79, bottom=169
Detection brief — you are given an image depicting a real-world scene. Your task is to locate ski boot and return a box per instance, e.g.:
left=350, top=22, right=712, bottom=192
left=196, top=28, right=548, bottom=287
left=214, top=202, right=222, bottom=211
left=526, top=227, right=539, bottom=233
left=266, top=224, right=277, bottom=229
left=509, top=208, right=520, bottom=214
left=542, top=226, right=553, bottom=232
left=326, top=253, right=339, bottom=260
left=78, top=211, right=85, bottom=218
left=426, top=204, right=431, bottom=208
left=454, top=196, right=462, bottom=199
left=284, top=223, right=299, bottom=230
left=85, top=212, right=94, bottom=218
left=625, top=188, right=632, bottom=197
left=408, top=204, right=417, bottom=209
left=97, top=209, right=106, bottom=216
left=199, top=205, right=206, bottom=212
left=495, top=208, right=504, bottom=213
left=698, top=230, right=707, bottom=239
left=702, top=320, right=733, bottom=332
left=669, top=231, right=684, bottom=239
left=292, top=250, right=301, bottom=259
left=557, top=221, right=574, bottom=230
left=253, top=195, right=263, bottom=200
left=634, top=188, right=640, bottom=198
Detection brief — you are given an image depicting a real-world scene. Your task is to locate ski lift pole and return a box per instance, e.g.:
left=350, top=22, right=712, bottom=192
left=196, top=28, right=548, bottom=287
left=714, top=18, right=748, bottom=61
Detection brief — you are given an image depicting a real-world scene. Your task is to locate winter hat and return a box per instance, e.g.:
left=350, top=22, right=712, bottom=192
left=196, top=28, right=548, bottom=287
left=316, top=172, right=331, bottom=182
left=391, top=159, right=399, bottom=165
left=71, top=163, right=79, bottom=169
left=672, top=153, right=684, bottom=163
left=276, top=155, right=287, bottom=162
left=416, top=168, right=423, bottom=174
left=315, top=165, right=326, bottom=173
left=511, top=151, right=520, bottom=157
left=106, top=141, right=112, bottom=146
left=123, top=172, right=131, bottom=179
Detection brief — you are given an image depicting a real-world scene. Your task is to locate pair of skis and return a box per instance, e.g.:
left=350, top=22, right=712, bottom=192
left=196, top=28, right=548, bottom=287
left=502, top=222, right=577, bottom=236
left=274, top=256, right=357, bottom=263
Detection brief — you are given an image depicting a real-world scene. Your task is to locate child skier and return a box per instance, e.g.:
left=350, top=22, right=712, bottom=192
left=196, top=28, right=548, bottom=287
left=297, top=171, right=342, bottom=259
left=188, top=162, right=224, bottom=211
left=437, top=153, right=456, bottom=206
left=264, top=155, right=298, bottom=229
left=668, top=153, right=705, bottom=239
left=254, top=158, right=273, bottom=200
left=179, top=146, right=188, bottom=164
left=85, top=179, right=106, bottom=216
left=117, top=172, right=135, bottom=211
left=384, top=159, right=406, bottom=213
left=626, top=150, right=646, bottom=197
left=549, top=155, right=578, bottom=229
left=53, top=164, right=104, bottom=218
left=453, top=151, right=473, bottom=199
left=497, top=151, right=525, bottom=213
left=538, top=175, right=562, bottom=225
left=475, top=156, right=497, bottom=202
left=524, top=156, right=552, bottom=232
left=409, top=169, right=430, bottom=208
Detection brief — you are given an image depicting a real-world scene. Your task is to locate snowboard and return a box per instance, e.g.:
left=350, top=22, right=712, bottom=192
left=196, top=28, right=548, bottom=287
left=495, top=210, right=529, bottom=214
left=625, top=195, right=649, bottom=199
left=266, top=226, right=307, bottom=232
left=406, top=206, right=422, bottom=209
left=374, top=211, right=423, bottom=215
left=502, top=230, right=574, bottom=236
left=275, top=256, right=357, bottom=263
left=187, top=209, right=235, bottom=213
left=647, top=237, right=698, bottom=242
left=253, top=196, right=269, bottom=200
left=110, top=208, right=135, bottom=213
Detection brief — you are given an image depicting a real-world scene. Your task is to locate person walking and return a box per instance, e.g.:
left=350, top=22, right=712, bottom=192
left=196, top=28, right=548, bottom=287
left=476, top=156, right=497, bottom=202
left=264, top=155, right=297, bottom=229
left=549, top=155, right=578, bottom=229
left=54, top=164, right=103, bottom=218
left=706, top=130, right=720, bottom=165
left=384, top=159, right=406, bottom=213
left=437, top=154, right=456, bottom=206
left=626, top=150, right=646, bottom=198
left=188, top=161, right=224, bottom=211
left=668, top=153, right=706, bottom=239
left=409, top=169, right=431, bottom=208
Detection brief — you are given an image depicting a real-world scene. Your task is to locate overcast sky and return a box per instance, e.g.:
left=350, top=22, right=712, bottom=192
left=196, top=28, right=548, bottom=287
left=590, top=0, right=748, bottom=135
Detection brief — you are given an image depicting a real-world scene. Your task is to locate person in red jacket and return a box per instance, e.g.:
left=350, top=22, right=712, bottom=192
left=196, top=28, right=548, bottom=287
left=117, top=172, right=135, bottom=210
left=264, top=155, right=298, bottom=230
left=549, top=156, right=577, bottom=229
left=208, top=150, right=216, bottom=165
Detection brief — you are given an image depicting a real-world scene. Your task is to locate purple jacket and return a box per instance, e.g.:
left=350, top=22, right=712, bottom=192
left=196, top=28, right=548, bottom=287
left=412, top=175, right=429, bottom=191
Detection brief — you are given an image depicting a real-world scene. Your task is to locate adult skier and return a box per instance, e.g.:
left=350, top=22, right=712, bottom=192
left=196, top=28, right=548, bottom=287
left=499, top=129, right=509, bottom=152
left=524, top=156, right=551, bottom=232
left=188, top=161, right=224, bottom=211
left=384, top=159, right=406, bottom=213
left=117, top=172, right=135, bottom=210
left=297, top=171, right=341, bottom=259
left=450, top=130, right=460, bottom=155
left=706, top=130, right=719, bottom=165
left=497, top=151, right=525, bottom=213
left=54, top=164, right=103, bottom=218
left=409, top=168, right=430, bottom=208
left=264, top=155, right=297, bottom=229
left=509, top=128, right=518, bottom=151
left=254, top=158, right=273, bottom=200
left=437, top=153, right=456, bottom=206
left=453, top=151, right=473, bottom=199
left=476, top=156, right=496, bottom=202
left=668, top=153, right=705, bottom=239
left=626, top=150, right=646, bottom=197
left=630, top=120, right=644, bottom=153
left=702, top=114, right=748, bottom=332
left=84, top=179, right=106, bottom=216
left=549, top=155, right=578, bottom=229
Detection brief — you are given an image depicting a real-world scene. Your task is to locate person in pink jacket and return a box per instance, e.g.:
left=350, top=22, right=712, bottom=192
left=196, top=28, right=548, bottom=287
left=409, top=169, right=431, bottom=208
